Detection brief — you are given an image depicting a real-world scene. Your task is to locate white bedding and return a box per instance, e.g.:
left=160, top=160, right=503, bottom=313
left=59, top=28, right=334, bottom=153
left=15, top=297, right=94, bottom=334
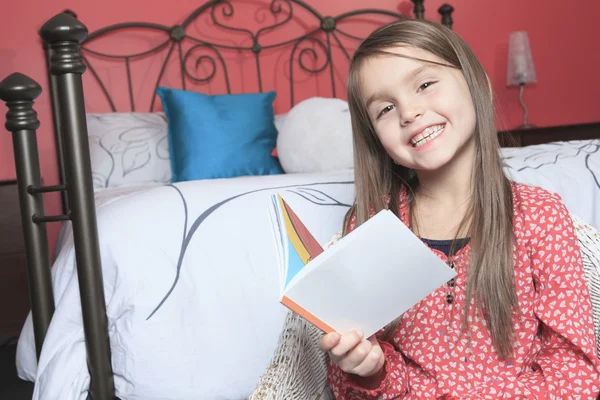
left=501, top=139, right=600, bottom=229
left=18, top=170, right=355, bottom=400
left=16, top=139, right=600, bottom=399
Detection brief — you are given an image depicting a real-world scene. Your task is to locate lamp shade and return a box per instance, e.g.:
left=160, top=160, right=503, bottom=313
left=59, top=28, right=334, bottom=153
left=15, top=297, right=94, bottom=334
left=506, top=31, right=537, bottom=86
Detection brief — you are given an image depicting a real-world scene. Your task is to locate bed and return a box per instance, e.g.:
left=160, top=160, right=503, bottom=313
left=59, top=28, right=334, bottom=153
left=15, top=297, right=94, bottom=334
left=0, top=0, right=599, bottom=399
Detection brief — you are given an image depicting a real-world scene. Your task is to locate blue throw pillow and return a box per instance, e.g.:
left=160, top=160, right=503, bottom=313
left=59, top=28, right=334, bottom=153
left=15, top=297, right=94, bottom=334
left=156, top=87, right=284, bottom=182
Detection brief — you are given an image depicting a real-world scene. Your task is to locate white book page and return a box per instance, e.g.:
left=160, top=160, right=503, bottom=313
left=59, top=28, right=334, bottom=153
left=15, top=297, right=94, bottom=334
left=284, top=210, right=457, bottom=338
left=267, top=199, right=287, bottom=294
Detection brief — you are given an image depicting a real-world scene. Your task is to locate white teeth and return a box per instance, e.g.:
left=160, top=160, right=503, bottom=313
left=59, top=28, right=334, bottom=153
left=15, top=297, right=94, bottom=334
left=411, top=124, right=445, bottom=147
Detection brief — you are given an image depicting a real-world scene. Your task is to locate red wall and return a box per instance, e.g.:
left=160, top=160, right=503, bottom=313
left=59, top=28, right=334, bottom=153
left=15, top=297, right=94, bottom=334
left=1, top=0, right=600, bottom=256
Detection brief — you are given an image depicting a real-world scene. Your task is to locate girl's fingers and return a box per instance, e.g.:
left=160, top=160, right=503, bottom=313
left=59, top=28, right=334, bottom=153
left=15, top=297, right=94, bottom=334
left=329, top=331, right=364, bottom=359
left=337, top=338, right=373, bottom=371
left=319, top=332, right=341, bottom=352
left=322, top=331, right=385, bottom=377
left=351, top=341, right=385, bottom=376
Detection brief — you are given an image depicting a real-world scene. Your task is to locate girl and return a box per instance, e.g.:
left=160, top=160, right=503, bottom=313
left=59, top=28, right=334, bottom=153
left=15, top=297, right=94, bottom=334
left=319, top=19, right=600, bottom=399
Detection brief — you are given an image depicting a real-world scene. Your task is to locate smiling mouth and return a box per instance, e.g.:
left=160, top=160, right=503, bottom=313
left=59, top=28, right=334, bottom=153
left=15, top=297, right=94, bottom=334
left=410, top=124, right=445, bottom=148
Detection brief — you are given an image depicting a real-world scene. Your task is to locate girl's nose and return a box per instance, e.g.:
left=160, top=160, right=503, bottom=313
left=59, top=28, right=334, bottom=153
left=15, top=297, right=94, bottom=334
left=400, top=107, right=423, bottom=126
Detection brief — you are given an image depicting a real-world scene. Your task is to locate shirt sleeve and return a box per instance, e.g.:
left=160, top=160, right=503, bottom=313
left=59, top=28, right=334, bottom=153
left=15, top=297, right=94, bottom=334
left=463, top=193, right=600, bottom=399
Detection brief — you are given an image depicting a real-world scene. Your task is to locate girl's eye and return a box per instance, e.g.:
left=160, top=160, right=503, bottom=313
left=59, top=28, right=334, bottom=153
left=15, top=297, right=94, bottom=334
left=418, top=81, right=435, bottom=92
left=377, top=105, right=394, bottom=119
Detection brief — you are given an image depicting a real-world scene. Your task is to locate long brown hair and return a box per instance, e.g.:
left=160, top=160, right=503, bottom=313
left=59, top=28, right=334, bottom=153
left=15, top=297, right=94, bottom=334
left=344, top=19, right=517, bottom=359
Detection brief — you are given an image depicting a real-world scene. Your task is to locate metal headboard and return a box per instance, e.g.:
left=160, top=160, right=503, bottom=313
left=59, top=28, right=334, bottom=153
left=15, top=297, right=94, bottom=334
left=48, top=0, right=454, bottom=215
left=0, top=1, right=454, bottom=399
left=74, top=0, right=454, bottom=113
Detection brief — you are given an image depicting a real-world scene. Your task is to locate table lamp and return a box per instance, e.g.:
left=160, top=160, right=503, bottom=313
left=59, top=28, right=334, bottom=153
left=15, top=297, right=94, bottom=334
left=506, top=31, right=537, bottom=128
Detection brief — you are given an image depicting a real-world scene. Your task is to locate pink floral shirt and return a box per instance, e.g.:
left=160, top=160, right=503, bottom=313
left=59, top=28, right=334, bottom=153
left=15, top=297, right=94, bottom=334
left=328, top=183, right=600, bottom=399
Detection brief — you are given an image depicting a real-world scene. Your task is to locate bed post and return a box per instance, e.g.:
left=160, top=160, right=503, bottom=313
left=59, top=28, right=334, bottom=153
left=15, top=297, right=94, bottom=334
left=438, top=4, right=454, bottom=29
left=411, top=0, right=425, bottom=20
left=44, top=52, right=68, bottom=217
left=0, top=73, right=55, bottom=359
left=43, top=9, right=78, bottom=217
left=39, top=13, right=117, bottom=400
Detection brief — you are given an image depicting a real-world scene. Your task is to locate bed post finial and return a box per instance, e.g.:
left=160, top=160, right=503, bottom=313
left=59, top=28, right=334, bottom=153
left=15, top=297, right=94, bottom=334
left=411, top=0, right=425, bottom=20
left=438, top=4, right=454, bottom=29
left=0, top=73, right=42, bottom=131
left=39, top=12, right=88, bottom=75
left=0, top=72, right=55, bottom=360
left=62, top=9, right=78, bottom=19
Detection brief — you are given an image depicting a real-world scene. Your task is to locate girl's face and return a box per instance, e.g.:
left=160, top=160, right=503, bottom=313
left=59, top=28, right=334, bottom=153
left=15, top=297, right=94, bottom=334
left=360, top=46, right=477, bottom=174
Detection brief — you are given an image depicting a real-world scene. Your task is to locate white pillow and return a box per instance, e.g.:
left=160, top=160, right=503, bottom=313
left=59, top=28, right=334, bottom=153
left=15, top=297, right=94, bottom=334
left=501, top=140, right=600, bottom=230
left=86, top=112, right=172, bottom=190
left=274, top=113, right=287, bottom=133
left=276, top=97, right=353, bottom=173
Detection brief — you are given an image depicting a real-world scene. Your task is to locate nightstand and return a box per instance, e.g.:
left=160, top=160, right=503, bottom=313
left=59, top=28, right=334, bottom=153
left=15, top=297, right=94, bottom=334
left=499, top=122, right=600, bottom=147
left=0, top=180, right=31, bottom=338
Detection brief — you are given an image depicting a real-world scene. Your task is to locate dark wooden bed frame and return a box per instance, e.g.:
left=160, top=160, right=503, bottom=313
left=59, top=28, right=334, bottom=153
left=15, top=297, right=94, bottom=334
left=0, top=0, right=598, bottom=399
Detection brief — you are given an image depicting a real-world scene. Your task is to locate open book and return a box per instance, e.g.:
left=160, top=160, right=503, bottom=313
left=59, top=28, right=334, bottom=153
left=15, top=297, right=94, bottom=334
left=269, top=193, right=457, bottom=338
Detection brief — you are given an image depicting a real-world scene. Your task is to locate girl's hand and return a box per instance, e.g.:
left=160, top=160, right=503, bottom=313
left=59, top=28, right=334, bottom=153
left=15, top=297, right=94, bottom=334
left=319, top=331, right=385, bottom=377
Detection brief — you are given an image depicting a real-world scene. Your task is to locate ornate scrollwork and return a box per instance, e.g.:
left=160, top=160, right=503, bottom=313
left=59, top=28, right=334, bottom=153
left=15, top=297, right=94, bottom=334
left=255, top=0, right=293, bottom=41
left=182, top=43, right=231, bottom=92
left=289, top=35, right=330, bottom=104
left=210, top=0, right=255, bottom=42
left=270, top=0, right=289, bottom=15
left=71, top=0, right=455, bottom=114
left=293, top=37, right=330, bottom=74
